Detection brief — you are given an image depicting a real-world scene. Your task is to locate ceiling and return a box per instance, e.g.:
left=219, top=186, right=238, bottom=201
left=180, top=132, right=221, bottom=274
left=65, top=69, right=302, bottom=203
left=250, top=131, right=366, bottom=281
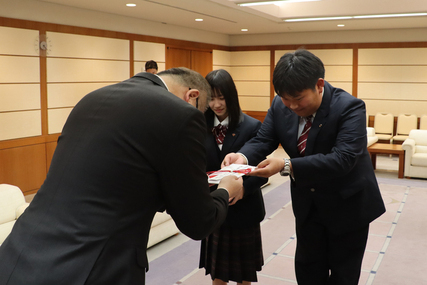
left=37, top=0, right=427, bottom=35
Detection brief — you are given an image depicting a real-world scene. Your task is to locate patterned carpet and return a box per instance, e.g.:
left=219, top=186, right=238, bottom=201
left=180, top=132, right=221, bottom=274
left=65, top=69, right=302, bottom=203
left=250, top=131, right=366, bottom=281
left=146, top=159, right=427, bottom=285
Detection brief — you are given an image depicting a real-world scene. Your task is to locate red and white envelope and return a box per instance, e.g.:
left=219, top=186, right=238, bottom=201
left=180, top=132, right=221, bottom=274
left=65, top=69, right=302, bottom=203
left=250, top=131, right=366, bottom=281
left=207, top=164, right=257, bottom=184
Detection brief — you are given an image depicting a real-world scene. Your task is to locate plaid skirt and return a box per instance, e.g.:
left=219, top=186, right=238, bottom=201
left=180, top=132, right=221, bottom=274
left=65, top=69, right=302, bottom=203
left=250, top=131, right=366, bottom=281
left=199, top=224, right=264, bottom=283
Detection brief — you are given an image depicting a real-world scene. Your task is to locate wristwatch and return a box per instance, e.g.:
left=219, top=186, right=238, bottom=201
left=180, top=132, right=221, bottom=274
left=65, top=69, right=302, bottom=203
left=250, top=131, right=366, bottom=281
left=280, top=158, right=291, bottom=176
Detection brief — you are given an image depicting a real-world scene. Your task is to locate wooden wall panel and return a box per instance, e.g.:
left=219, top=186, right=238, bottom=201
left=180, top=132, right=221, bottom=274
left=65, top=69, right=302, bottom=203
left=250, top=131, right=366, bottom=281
left=358, top=47, right=427, bottom=117
left=213, top=50, right=231, bottom=67
left=0, top=84, right=40, bottom=111
left=46, top=141, right=57, bottom=172
left=46, top=32, right=129, bottom=60
left=213, top=49, right=270, bottom=116
left=47, top=83, right=110, bottom=108
left=133, top=41, right=165, bottom=74
left=0, top=111, right=42, bottom=141
left=0, top=56, right=40, bottom=83
left=46, top=58, right=129, bottom=83
left=239, top=96, right=271, bottom=112
left=0, top=26, right=39, bottom=56
left=274, top=49, right=353, bottom=92
left=0, top=144, right=47, bottom=195
left=134, top=41, right=165, bottom=62
left=48, top=108, right=72, bottom=134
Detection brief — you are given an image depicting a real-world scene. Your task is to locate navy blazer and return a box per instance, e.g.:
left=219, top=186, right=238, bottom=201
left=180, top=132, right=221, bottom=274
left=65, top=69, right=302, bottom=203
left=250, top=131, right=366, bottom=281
left=206, top=113, right=267, bottom=228
left=0, top=72, right=230, bottom=285
left=240, top=81, right=385, bottom=234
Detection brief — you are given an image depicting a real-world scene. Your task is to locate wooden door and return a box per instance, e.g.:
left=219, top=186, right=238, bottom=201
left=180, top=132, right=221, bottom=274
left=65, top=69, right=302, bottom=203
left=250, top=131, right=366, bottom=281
left=166, top=46, right=212, bottom=77
left=191, top=50, right=213, bottom=78
left=166, top=47, right=191, bottom=69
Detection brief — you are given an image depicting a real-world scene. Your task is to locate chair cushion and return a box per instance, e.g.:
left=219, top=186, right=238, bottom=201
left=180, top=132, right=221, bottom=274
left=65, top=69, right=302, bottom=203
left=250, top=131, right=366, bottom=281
left=151, top=211, right=172, bottom=227
left=0, top=220, right=16, bottom=245
left=412, top=153, right=427, bottom=167
left=0, top=184, right=25, bottom=224
left=376, top=134, right=393, bottom=141
left=393, top=135, right=409, bottom=142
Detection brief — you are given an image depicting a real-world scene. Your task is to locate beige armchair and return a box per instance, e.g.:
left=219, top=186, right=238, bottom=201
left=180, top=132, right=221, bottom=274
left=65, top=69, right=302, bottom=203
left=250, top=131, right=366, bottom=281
left=147, top=211, right=179, bottom=248
left=392, top=114, right=417, bottom=144
left=0, top=184, right=29, bottom=245
left=367, top=127, right=378, bottom=147
left=374, top=113, right=394, bottom=142
left=402, top=130, right=427, bottom=179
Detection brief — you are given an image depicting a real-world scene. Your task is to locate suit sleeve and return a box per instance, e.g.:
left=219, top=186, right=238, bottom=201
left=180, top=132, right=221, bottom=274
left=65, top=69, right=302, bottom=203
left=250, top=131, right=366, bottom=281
left=159, top=108, right=229, bottom=240
left=241, top=119, right=268, bottom=197
left=239, top=98, right=282, bottom=165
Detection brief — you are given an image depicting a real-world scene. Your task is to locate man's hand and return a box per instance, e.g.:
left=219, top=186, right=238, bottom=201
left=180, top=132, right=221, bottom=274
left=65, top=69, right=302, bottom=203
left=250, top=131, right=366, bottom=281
left=221, top=153, right=247, bottom=168
left=218, top=175, right=244, bottom=205
left=248, top=157, right=286, bottom=178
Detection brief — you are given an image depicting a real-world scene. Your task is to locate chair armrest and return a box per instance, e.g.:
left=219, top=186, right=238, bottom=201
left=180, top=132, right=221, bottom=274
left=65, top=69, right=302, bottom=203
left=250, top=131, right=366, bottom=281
left=366, top=127, right=376, bottom=137
left=16, top=203, right=29, bottom=219
left=402, top=138, right=415, bottom=154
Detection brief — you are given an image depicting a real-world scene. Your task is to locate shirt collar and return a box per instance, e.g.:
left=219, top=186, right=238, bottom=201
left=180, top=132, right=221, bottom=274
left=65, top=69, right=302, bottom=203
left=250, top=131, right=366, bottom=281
left=214, top=116, right=229, bottom=127
left=156, top=74, right=168, bottom=91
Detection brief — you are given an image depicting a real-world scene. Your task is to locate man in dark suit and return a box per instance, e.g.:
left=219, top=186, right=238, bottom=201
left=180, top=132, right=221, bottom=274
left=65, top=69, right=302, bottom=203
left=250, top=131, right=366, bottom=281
left=223, top=50, right=386, bottom=285
left=0, top=67, right=243, bottom=285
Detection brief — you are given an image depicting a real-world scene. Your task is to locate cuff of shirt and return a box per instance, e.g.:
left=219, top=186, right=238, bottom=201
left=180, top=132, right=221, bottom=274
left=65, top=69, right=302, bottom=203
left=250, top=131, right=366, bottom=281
left=236, top=153, right=249, bottom=165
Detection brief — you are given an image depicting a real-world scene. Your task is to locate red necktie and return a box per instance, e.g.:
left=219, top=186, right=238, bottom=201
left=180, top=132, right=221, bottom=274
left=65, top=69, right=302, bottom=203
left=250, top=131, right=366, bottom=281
left=297, top=115, right=313, bottom=156
left=212, top=124, right=228, bottom=144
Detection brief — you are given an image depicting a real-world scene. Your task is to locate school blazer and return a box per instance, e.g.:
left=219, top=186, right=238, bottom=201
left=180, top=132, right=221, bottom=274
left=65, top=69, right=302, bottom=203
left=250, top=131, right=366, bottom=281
left=206, top=113, right=267, bottom=228
left=239, top=81, right=386, bottom=234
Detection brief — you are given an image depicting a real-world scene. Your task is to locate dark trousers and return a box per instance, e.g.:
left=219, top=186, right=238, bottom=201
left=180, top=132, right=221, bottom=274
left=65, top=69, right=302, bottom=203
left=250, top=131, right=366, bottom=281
left=294, top=208, right=369, bottom=285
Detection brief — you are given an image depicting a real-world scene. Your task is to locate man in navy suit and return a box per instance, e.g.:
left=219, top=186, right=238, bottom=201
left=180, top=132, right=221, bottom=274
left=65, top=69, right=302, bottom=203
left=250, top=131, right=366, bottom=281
left=223, top=49, right=386, bottom=285
left=0, top=67, right=243, bottom=285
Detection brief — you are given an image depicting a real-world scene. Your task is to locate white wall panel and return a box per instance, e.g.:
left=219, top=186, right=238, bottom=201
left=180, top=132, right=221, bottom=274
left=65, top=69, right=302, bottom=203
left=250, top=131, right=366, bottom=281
left=47, top=83, right=111, bottom=108
left=230, top=66, right=270, bottom=81
left=358, top=82, right=427, bottom=101
left=134, top=41, right=165, bottom=62
left=0, top=26, right=39, bottom=56
left=359, top=48, right=427, bottom=65
left=275, top=49, right=353, bottom=65
left=359, top=66, right=427, bottom=82
left=330, top=82, right=353, bottom=94
left=324, top=66, right=352, bottom=82
left=213, top=50, right=231, bottom=66
left=0, top=110, right=41, bottom=140
left=212, top=66, right=232, bottom=74
left=239, top=97, right=270, bottom=112
left=0, top=56, right=40, bottom=83
left=47, top=58, right=129, bottom=82
left=0, top=84, right=41, bottom=111
left=235, top=81, right=270, bottom=96
left=46, top=32, right=129, bottom=60
left=230, top=51, right=270, bottom=66
left=48, top=108, right=73, bottom=134
left=363, top=100, right=427, bottom=117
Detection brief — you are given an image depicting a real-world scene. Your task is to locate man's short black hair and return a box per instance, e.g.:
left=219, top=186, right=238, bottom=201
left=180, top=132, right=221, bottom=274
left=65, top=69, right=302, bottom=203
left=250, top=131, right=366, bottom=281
left=273, top=49, right=325, bottom=97
left=145, top=60, right=158, bottom=71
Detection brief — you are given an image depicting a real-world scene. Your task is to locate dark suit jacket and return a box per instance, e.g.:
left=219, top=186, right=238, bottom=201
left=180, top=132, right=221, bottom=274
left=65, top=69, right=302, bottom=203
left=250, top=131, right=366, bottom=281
left=0, top=72, right=230, bottom=285
left=206, top=113, right=267, bottom=228
left=239, top=81, right=385, bottom=234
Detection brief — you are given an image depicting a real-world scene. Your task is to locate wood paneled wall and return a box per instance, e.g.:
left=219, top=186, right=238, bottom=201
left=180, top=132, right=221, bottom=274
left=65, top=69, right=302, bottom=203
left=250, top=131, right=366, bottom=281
left=2, top=16, right=427, bottom=195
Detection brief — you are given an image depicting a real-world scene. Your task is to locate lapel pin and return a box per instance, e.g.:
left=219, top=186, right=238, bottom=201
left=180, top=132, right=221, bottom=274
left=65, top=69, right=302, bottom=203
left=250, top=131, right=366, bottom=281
left=232, top=133, right=236, bottom=136
left=319, top=124, right=322, bottom=127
